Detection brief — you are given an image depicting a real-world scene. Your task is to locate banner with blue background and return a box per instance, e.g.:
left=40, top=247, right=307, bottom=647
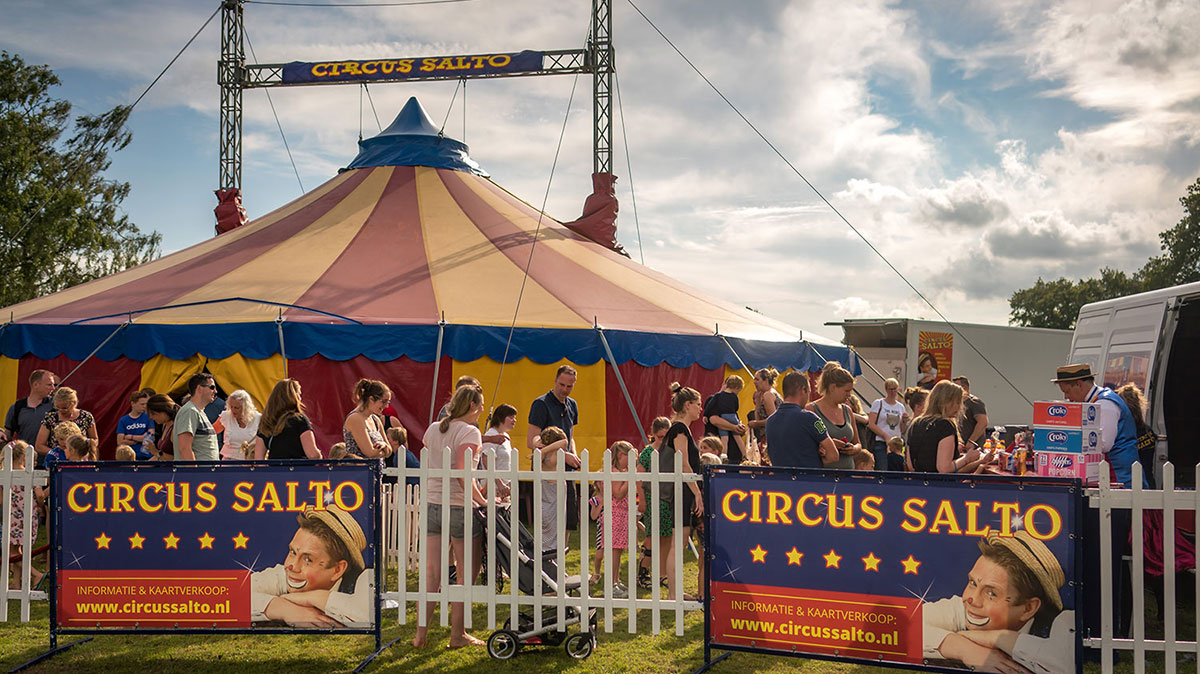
left=282, top=50, right=544, bottom=84
left=53, top=462, right=377, bottom=633
left=706, top=467, right=1081, bottom=674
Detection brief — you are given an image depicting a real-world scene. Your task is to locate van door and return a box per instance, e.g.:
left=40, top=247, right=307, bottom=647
left=1100, top=301, right=1166, bottom=391
left=1161, top=297, right=1200, bottom=487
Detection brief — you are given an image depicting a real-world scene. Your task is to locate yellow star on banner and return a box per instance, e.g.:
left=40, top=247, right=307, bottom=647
left=163, top=532, right=180, bottom=550
left=901, top=554, right=921, bottom=575
left=128, top=532, right=145, bottom=550
left=785, top=547, right=804, bottom=567
left=198, top=532, right=215, bottom=550
left=862, top=552, right=881, bottom=572
left=232, top=532, right=249, bottom=549
left=750, top=544, right=768, bottom=563
left=95, top=532, right=111, bottom=550
left=823, top=549, right=841, bottom=568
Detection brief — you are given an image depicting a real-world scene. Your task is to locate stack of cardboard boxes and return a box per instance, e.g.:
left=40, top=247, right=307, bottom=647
left=1032, top=402, right=1105, bottom=484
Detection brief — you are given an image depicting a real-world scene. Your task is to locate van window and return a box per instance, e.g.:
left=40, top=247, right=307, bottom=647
left=1103, top=347, right=1152, bottom=391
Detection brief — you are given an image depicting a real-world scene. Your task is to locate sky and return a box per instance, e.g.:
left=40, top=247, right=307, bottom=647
left=2, top=0, right=1198, bottom=342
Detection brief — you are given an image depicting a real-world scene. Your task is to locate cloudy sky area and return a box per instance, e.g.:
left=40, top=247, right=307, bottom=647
left=3, top=0, right=1198, bottom=340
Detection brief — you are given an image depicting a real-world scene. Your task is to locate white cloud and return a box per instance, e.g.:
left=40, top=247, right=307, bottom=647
left=2, top=0, right=1196, bottom=338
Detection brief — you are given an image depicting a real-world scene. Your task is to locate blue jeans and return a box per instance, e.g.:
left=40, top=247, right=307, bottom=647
left=872, top=441, right=889, bottom=472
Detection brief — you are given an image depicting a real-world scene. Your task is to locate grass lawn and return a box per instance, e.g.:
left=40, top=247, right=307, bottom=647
left=3, top=528, right=1197, bottom=673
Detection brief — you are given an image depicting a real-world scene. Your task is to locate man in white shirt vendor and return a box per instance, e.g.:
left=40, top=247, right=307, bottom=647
left=1052, top=362, right=1143, bottom=649
left=923, top=531, right=1074, bottom=674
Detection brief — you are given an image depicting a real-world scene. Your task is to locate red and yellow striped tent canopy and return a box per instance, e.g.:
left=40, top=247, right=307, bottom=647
left=0, top=98, right=855, bottom=461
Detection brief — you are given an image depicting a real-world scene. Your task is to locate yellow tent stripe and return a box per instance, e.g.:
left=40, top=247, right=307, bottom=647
left=451, top=357, right=608, bottom=471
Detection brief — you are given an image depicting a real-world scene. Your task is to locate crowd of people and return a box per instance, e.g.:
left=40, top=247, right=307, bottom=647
left=1, top=359, right=1157, bottom=655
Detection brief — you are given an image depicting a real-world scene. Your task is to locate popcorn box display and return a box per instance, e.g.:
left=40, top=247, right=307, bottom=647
left=1033, top=427, right=1101, bottom=454
left=1037, top=451, right=1104, bottom=483
left=1032, top=401, right=1102, bottom=428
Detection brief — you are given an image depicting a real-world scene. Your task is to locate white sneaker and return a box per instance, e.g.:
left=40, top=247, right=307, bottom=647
left=612, top=583, right=629, bottom=599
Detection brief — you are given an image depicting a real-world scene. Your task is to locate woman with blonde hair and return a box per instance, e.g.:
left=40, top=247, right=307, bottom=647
left=35, top=387, right=98, bottom=465
left=908, top=380, right=984, bottom=474
left=343, top=379, right=393, bottom=461
left=867, top=377, right=907, bottom=472
left=806, top=366, right=861, bottom=469
left=748, top=368, right=782, bottom=446
left=1117, top=383, right=1157, bottom=488
left=413, top=383, right=490, bottom=649
left=254, top=379, right=320, bottom=460
left=214, top=390, right=261, bottom=461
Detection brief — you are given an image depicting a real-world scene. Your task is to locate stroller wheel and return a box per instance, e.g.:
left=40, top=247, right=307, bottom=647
left=487, top=630, right=520, bottom=660
left=564, top=632, right=594, bottom=660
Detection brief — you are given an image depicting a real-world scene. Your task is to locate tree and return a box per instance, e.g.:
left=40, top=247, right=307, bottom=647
left=1138, top=177, right=1200, bottom=288
left=0, top=51, right=160, bottom=309
left=1009, top=177, right=1200, bottom=329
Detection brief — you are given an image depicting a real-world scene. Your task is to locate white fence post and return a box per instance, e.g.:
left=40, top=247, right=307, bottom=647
left=378, top=445, right=705, bottom=638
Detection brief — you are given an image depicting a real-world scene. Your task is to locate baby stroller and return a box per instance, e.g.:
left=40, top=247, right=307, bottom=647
left=483, top=508, right=598, bottom=660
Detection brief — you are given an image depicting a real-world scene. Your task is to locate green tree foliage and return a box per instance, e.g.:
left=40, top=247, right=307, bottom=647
left=0, top=51, right=160, bottom=309
left=1009, top=177, right=1200, bottom=329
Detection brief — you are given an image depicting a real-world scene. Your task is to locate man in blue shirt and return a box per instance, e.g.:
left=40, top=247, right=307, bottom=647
left=116, top=390, right=154, bottom=460
left=766, top=372, right=836, bottom=468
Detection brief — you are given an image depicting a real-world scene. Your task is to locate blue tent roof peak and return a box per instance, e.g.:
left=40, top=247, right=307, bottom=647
left=344, top=96, right=487, bottom=176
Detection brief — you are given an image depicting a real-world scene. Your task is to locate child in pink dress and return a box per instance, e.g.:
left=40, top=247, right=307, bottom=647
left=5, top=441, right=44, bottom=590
left=590, top=441, right=635, bottom=597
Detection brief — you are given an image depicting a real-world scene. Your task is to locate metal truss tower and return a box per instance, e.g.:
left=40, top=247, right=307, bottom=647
left=218, top=0, right=245, bottom=192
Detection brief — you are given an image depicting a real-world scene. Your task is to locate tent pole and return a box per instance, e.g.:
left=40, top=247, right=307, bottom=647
left=58, top=320, right=132, bottom=388
left=428, top=316, right=445, bottom=425
left=717, top=333, right=758, bottom=386
left=275, top=312, right=288, bottom=378
left=595, top=325, right=647, bottom=445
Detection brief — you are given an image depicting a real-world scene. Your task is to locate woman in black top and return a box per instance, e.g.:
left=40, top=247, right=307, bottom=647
left=908, top=381, right=984, bottom=474
left=254, top=379, right=321, bottom=460
left=658, top=382, right=705, bottom=602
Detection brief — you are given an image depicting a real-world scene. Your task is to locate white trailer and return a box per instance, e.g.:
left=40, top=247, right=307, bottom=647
left=1068, top=280, right=1200, bottom=486
left=827, top=318, right=1073, bottom=427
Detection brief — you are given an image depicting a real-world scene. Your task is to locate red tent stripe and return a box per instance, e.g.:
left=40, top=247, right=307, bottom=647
left=289, top=167, right=439, bottom=323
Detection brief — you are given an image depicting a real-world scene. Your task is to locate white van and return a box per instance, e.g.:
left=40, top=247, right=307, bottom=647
left=1068, top=280, right=1200, bottom=485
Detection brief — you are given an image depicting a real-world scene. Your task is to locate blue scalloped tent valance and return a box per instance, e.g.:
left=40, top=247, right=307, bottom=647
left=0, top=323, right=858, bottom=373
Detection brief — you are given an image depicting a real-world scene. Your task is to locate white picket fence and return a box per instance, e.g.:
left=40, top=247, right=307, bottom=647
left=3, top=452, right=1198, bottom=671
left=1090, top=460, right=1200, bottom=674
left=0, top=451, right=49, bottom=623
left=380, top=446, right=704, bottom=637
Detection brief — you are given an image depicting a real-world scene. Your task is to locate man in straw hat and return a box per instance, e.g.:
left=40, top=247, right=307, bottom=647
left=251, top=503, right=372, bottom=628
left=923, top=531, right=1074, bottom=674
left=1051, top=363, right=1144, bottom=489
left=1053, top=362, right=1143, bottom=650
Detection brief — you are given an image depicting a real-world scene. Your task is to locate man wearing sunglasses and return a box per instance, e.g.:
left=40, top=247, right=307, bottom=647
left=175, top=373, right=220, bottom=461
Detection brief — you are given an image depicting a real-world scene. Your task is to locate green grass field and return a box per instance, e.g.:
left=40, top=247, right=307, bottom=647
left=3, top=527, right=1196, bottom=673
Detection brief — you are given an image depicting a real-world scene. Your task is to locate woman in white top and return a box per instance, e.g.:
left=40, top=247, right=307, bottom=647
left=479, top=403, right=517, bottom=504
left=867, top=378, right=908, bottom=472
left=412, top=384, right=491, bottom=649
left=214, top=390, right=261, bottom=460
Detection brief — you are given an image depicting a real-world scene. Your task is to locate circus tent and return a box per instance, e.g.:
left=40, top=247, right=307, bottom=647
left=0, top=98, right=856, bottom=461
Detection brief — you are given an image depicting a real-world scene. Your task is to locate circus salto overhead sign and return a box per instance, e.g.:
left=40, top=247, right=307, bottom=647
left=704, top=467, right=1082, bottom=674
left=282, top=50, right=545, bottom=84
left=52, top=461, right=378, bottom=633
